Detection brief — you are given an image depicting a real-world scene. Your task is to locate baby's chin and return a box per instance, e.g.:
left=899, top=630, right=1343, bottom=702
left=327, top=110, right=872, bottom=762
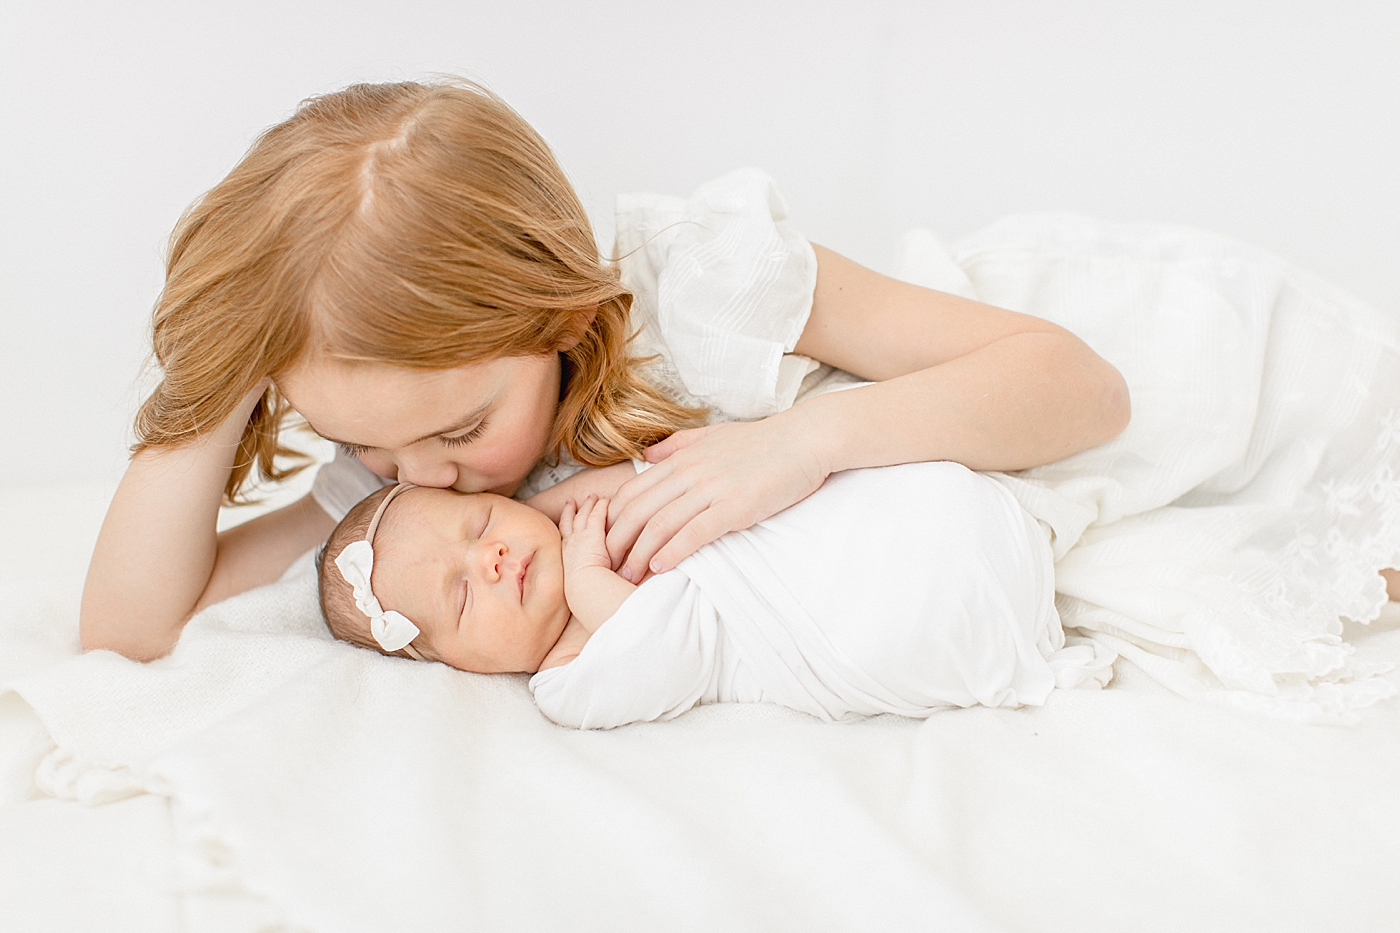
left=531, top=597, right=572, bottom=672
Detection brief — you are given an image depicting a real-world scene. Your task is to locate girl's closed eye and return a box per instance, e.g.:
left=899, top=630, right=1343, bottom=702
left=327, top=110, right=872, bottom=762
left=335, top=421, right=487, bottom=458
left=440, top=418, right=489, bottom=448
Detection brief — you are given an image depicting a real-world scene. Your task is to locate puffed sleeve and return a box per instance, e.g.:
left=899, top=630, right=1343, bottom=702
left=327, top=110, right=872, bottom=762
left=615, top=169, right=820, bottom=420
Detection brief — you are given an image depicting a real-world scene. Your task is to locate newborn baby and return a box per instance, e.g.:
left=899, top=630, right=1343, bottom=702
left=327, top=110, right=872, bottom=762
left=318, top=463, right=1113, bottom=729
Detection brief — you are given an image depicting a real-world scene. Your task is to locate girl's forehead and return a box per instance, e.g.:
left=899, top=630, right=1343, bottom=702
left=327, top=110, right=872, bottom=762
left=280, top=360, right=506, bottom=449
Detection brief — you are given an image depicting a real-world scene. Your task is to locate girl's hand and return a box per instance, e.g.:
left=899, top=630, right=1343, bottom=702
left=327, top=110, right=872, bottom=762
left=560, top=495, right=614, bottom=576
left=605, top=407, right=831, bottom=582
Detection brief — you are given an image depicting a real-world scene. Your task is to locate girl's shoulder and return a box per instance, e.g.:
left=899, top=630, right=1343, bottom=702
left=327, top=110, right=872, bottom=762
left=612, top=170, right=820, bottom=421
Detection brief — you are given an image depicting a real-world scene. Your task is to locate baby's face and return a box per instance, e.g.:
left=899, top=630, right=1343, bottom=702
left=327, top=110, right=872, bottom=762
left=369, top=487, right=570, bottom=673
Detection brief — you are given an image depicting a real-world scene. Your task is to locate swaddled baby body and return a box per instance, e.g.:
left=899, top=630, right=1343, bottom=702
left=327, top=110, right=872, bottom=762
left=318, top=463, right=1113, bottom=729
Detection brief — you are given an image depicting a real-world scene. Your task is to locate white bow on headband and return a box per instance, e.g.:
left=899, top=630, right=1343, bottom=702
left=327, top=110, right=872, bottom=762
left=334, top=540, right=421, bottom=652
left=333, top=483, right=423, bottom=655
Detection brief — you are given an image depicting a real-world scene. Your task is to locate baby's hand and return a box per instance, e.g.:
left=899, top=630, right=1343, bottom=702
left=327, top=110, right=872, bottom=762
left=560, top=495, right=614, bottom=576
left=560, top=496, right=637, bottom=634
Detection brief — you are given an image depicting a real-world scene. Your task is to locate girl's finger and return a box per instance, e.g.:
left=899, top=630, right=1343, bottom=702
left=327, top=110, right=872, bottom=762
left=649, top=506, right=734, bottom=574
left=643, top=424, right=722, bottom=463
left=619, top=493, right=711, bottom=583
left=605, top=472, right=694, bottom=569
left=606, top=460, right=670, bottom=525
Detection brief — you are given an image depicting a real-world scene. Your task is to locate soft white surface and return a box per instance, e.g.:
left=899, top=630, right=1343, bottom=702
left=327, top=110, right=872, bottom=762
left=3, top=484, right=1400, bottom=932
left=531, top=463, right=1112, bottom=729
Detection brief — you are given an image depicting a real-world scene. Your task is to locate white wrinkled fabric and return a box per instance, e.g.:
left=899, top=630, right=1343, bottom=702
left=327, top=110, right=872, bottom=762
left=311, top=450, right=387, bottom=522
left=934, top=214, right=1400, bottom=719
left=530, top=463, right=1114, bottom=730
left=613, top=167, right=819, bottom=420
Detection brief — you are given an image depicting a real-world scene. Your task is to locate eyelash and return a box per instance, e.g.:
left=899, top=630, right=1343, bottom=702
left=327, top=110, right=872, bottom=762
left=335, top=419, right=489, bottom=458
left=439, top=418, right=489, bottom=448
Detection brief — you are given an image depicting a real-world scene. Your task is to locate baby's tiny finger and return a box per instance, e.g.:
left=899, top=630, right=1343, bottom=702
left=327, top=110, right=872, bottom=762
left=559, top=499, right=577, bottom=534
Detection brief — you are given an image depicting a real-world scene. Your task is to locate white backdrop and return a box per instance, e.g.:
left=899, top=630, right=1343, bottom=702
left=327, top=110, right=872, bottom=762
left=2, top=0, right=1397, bottom=489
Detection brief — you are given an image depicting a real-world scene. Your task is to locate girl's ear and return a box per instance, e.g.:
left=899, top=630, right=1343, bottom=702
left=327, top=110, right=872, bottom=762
left=555, top=306, right=598, bottom=352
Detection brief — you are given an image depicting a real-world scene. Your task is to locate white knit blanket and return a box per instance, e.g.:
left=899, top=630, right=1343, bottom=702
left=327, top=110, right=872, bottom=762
left=7, top=556, right=1003, bottom=932
left=5, top=552, right=1400, bottom=932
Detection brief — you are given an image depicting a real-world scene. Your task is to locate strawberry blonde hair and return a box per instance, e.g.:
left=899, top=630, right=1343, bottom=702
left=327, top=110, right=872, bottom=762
left=136, top=79, right=704, bottom=502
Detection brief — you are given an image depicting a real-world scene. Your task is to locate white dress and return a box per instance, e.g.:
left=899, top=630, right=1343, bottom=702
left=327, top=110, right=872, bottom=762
left=313, top=169, right=1400, bottom=720
left=942, top=216, right=1400, bottom=719
left=529, top=462, right=1114, bottom=730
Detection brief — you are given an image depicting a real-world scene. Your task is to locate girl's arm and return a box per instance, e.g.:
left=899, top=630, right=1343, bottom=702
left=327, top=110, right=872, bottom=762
left=523, top=461, right=636, bottom=523
left=80, top=383, right=335, bottom=660
left=605, top=243, right=1131, bottom=581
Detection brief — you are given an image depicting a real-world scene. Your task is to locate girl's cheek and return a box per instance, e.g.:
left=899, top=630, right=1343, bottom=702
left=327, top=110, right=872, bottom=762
left=358, top=451, right=398, bottom=479
left=470, top=437, right=538, bottom=478
left=476, top=423, right=550, bottom=475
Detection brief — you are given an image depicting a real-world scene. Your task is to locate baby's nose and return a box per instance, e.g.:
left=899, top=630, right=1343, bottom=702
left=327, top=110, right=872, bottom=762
left=474, top=541, right=507, bottom=582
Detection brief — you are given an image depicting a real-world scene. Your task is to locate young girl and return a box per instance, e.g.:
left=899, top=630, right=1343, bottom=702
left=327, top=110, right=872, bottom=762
left=316, top=462, right=1111, bottom=730
left=78, top=79, right=1127, bottom=660
left=80, top=78, right=1400, bottom=717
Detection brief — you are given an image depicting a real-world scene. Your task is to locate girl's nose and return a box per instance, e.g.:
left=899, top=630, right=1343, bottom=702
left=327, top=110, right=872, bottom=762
left=395, top=451, right=457, bottom=489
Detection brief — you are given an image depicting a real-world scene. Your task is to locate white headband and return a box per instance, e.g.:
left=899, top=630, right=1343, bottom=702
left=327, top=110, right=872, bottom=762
left=333, top=483, right=427, bottom=660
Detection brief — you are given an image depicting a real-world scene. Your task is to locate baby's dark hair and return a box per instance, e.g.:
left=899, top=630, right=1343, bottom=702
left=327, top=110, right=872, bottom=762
left=316, top=486, right=420, bottom=660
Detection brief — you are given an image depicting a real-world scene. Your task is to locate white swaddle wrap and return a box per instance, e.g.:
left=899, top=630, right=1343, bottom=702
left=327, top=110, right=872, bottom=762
left=531, top=463, right=1113, bottom=729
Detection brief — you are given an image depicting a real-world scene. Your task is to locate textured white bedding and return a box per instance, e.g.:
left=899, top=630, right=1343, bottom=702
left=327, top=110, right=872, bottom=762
left=2, top=482, right=1399, bottom=933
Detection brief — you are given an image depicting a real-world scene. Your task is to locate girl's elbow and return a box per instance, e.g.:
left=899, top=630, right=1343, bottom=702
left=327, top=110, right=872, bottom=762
left=78, top=608, right=177, bottom=662
left=1096, top=362, right=1132, bottom=442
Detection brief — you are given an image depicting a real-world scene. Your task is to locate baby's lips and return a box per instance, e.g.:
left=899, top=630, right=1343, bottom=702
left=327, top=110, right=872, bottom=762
left=517, top=552, right=533, bottom=600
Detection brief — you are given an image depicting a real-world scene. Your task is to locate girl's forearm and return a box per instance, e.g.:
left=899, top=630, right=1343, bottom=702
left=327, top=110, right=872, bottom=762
left=525, top=462, right=635, bottom=522
left=800, top=330, right=1130, bottom=475
left=80, top=388, right=261, bottom=660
